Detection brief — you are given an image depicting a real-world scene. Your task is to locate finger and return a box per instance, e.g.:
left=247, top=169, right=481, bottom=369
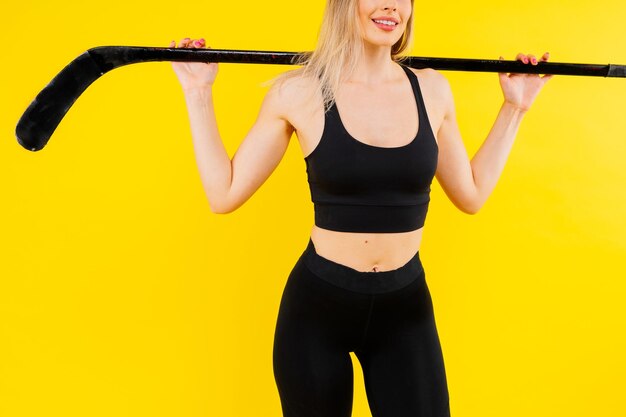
left=169, top=40, right=176, bottom=48
left=498, top=55, right=511, bottom=78
left=540, top=52, right=550, bottom=62
left=516, top=53, right=529, bottom=64
left=528, top=54, right=537, bottom=65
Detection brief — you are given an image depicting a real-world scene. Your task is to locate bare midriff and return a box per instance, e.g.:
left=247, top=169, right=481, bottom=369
left=310, top=225, right=423, bottom=273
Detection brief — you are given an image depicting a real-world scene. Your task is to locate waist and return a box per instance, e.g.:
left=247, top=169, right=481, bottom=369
left=302, top=237, right=424, bottom=294
left=310, top=225, right=423, bottom=273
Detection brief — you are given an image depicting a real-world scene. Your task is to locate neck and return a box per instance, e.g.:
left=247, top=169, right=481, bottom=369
left=348, top=44, right=399, bottom=84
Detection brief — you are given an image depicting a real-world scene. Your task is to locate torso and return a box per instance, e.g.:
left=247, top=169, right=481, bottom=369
left=282, top=64, right=446, bottom=273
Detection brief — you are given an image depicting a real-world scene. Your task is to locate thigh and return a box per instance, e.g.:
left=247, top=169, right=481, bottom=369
left=272, top=257, right=365, bottom=417
left=355, top=275, right=451, bottom=417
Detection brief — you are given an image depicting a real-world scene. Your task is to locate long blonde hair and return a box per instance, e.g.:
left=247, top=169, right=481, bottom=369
left=270, top=0, right=416, bottom=111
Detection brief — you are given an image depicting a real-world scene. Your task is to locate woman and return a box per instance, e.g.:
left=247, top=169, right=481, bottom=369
left=169, top=0, right=552, bottom=415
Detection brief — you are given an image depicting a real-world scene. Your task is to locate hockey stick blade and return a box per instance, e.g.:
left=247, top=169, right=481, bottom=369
left=15, top=46, right=626, bottom=152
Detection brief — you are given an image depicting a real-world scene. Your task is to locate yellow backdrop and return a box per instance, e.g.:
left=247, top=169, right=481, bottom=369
left=1, top=1, right=625, bottom=416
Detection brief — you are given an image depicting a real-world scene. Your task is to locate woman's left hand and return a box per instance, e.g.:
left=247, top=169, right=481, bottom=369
left=498, top=52, right=553, bottom=112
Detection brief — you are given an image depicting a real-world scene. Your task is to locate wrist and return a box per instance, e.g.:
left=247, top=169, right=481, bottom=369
left=183, top=85, right=214, bottom=97
left=503, top=100, right=528, bottom=114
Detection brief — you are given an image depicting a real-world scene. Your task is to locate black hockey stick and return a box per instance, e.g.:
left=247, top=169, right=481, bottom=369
left=15, top=45, right=626, bottom=152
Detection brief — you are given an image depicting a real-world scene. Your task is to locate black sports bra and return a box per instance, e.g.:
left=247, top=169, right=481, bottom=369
left=304, top=64, right=438, bottom=233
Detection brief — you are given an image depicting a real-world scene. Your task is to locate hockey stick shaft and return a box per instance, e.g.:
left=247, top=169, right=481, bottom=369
left=16, top=46, right=626, bottom=152
left=89, top=46, right=626, bottom=76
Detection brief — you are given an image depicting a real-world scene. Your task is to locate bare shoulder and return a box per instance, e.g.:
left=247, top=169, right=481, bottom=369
left=406, top=66, right=452, bottom=102
left=405, top=66, right=452, bottom=136
left=263, top=69, right=321, bottom=120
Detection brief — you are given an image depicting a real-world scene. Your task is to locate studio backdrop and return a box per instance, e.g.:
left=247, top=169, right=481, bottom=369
left=1, top=1, right=625, bottom=417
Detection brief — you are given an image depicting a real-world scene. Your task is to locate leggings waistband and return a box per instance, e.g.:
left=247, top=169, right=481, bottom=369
left=301, top=238, right=424, bottom=295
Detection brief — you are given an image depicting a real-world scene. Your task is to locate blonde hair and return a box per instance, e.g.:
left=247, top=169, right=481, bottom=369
left=269, top=0, right=416, bottom=111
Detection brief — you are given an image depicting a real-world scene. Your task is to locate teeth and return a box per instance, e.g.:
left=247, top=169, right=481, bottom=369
left=374, top=19, right=397, bottom=26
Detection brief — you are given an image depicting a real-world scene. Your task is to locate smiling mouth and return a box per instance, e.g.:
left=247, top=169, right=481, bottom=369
left=371, top=19, right=399, bottom=27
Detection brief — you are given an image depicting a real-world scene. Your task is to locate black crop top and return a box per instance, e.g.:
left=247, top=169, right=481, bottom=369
left=304, top=64, right=438, bottom=233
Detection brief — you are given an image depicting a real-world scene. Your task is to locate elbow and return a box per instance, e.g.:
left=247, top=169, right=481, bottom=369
left=210, top=204, right=234, bottom=214
left=208, top=197, right=235, bottom=214
left=460, top=186, right=483, bottom=214
left=462, top=204, right=481, bottom=215
left=459, top=198, right=482, bottom=215
left=445, top=183, right=484, bottom=215
left=207, top=190, right=235, bottom=214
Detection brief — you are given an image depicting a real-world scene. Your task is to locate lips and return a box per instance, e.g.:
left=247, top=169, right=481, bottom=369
left=371, top=16, right=399, bottom=24
left=371, top=18, right=399, bottom=31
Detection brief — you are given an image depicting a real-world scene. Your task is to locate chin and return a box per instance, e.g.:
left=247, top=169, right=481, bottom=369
left=365, top=37, right=402, bottom=48
left=363, top=32, right=404, bottom=48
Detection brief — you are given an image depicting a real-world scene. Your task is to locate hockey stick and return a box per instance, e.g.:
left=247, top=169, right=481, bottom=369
left=15, top=46, right=626, bottom=152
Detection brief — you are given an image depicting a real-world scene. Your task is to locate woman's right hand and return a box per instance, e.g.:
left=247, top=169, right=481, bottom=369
left=169, top=37, right=219, bottom=91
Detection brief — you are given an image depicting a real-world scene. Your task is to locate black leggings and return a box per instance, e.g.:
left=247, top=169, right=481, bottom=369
left=273, top=238, right=450, bottom=417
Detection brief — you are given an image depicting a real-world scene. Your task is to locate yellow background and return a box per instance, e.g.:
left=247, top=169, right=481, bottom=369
left=2, top=1, right=625, bottom=416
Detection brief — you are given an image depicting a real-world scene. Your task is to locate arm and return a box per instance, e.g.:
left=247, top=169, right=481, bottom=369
left=433, top=51, right=551, bottom=214
left=182, top=81, right=294, bottom=214
left=434, top=74, right=526, bottom=214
